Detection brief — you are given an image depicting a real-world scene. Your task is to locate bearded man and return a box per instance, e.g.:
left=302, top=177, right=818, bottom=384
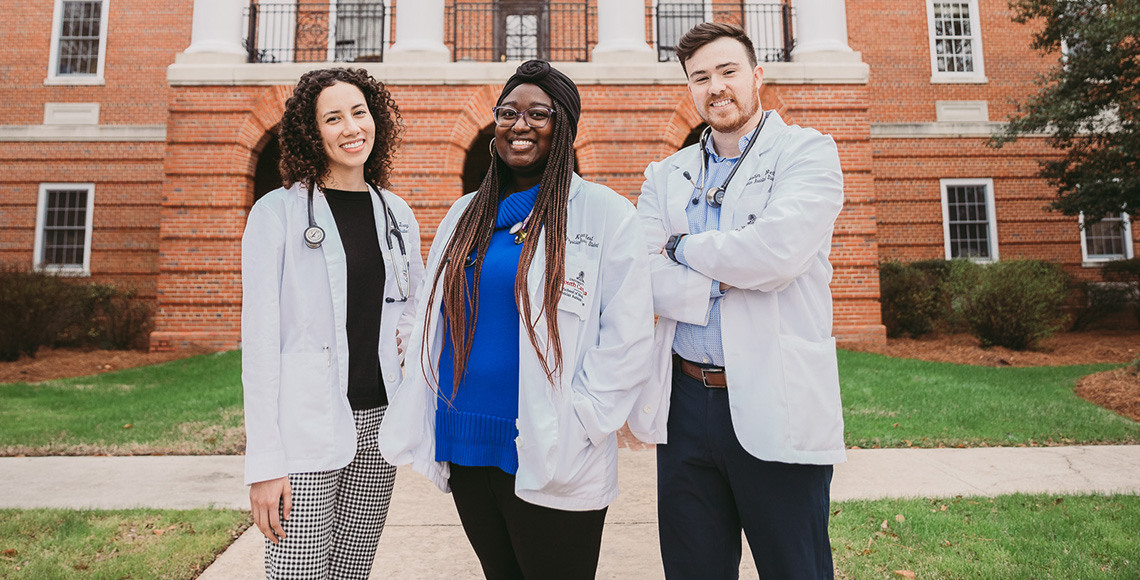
left=631, top=21, right=846, bottom=579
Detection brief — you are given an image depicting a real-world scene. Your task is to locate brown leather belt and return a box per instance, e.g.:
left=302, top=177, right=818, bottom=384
left=675, top=355, right=727, bottom=388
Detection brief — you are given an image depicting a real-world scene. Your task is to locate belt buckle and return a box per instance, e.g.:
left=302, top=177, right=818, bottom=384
left=701, top=366, right=723, bottom=388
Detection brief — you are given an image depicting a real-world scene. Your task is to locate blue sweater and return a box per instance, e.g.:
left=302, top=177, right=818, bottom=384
left=435, top=184, right=539, bottom=475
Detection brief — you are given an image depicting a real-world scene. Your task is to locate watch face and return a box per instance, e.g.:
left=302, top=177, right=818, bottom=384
left=304, top=226, right=325, bottom=248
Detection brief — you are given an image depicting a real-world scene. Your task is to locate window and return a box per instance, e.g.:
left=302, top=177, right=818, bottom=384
left=926, top=0, right=986, bottom=83
left=333, top=0, right=389, bottom=62
left=47, top=0, right=110, bottom=84
left=655, top=0, right=708, bottom=62
left=504, top=14, right=538, bottom=60
left=495, top=0, right=548, bottom=61
left=1081, top=212, right=1133, bottom=262
left=941, top=179, right=998, bottom=261
left=34, top=184, right=95, bottom=275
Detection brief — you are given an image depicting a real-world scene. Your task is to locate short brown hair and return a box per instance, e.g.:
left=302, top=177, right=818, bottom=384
left=674, top=22, right=758, bottom=74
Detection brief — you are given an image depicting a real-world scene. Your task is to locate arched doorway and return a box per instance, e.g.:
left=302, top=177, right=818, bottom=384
left=462, top=125, right=496, bottom=195
left=252, top=129, right=282, bottom=204
left=681, top=122, right=706, bottom=150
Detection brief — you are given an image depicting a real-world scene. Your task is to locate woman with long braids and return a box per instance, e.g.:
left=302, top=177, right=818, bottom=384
left=379, top=60, right=654, bottom=579
left=241, top=68, right=424, bottom=579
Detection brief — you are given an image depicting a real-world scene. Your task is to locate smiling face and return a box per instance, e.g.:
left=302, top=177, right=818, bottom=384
left=315, top=81, right=375, bottom=189
left=685, top=36, right=764, bottom=139
left=494, top=83, right=555, bottom=191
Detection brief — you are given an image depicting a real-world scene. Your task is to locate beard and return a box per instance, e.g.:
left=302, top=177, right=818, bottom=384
left=702, top=86, right=762, bottom=135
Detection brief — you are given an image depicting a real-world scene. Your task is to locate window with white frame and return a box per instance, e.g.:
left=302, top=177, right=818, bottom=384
left=926, top=0, right=986, bottom=82
left=47, top=0, right=109, bottom=83
left=34, top=184, right=95, bottom=275
left=1081, top=212, right=1133, bottom=262
left=941, top=178, right=998, bottom=261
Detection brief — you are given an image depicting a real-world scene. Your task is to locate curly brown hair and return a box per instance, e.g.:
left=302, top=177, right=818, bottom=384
left=278, top=68, right=403, bottom=190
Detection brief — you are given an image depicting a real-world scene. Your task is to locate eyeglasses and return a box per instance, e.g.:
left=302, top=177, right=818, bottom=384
left=492, top=106, right=555, bottom=128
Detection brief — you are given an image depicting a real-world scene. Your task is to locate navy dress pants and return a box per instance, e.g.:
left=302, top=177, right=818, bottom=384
left=657, top=367, right=835, bottom=579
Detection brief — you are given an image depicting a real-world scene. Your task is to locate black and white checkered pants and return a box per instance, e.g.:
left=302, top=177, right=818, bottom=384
left=264, top=406, right=397, bottom=579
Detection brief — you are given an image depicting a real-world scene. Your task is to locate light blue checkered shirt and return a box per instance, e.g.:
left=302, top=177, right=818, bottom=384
left=672, top=131, right=754, bottom=367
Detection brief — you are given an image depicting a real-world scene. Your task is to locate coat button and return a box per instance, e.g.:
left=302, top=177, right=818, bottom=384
left=385, top=374, right=395, bottom=383
left=642, top=405, right=652, bottom=414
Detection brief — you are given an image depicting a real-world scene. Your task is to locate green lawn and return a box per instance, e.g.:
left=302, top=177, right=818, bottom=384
left=0, top=508, right=250, bottom=579
left=0, top=351, right=243, bottom=456
left=1, top=349, right=1136, bottom=455
left=831, top=493, right=1140, bottom=579
left=839, top=350, right=1140, bottom=448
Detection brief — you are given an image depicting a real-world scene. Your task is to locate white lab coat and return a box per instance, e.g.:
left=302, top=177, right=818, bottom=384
left=379, top=175, right=655, bottom=511
left=241, top=182, right=425, bottom=485
left=631, top=112, right=847, bottom=466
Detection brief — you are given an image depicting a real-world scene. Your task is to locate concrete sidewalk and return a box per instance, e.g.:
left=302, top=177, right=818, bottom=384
left=2, top=446, right=1139, bottom=579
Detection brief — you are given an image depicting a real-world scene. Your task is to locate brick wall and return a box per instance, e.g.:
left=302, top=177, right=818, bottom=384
left=847, top=0, right=1137, bottom=276
left=153, top=78, right=884, bottom=349
left=14, top=0, right=1135, bottom=353
left=0, top=0, right=191, bottom=306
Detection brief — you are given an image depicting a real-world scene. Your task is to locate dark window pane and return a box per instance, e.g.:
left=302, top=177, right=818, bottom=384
left=41, top=188, right=89, bottom=267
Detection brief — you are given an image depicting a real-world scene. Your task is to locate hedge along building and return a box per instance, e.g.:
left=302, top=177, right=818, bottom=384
left=2, top=0, right=1134, bottom=352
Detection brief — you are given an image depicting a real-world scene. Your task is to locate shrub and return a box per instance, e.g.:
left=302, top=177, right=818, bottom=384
left=0, top=265, right=90, bottom=361
left=92, top=286, right=153, bottom=350
left=958, top=260, right=1069, bottom=350
left=0, top=265, right=154, bottom=360
left=878, top=260, right=946, bottom=338
left=1068, top=281, right=1134, bottom=331
left=1101, top=257, right=1140, bottom=325
left=944, top=259, right=984, bottom=333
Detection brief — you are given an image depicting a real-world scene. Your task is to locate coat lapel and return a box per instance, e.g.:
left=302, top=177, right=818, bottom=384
left=666, top=148, right=701, bottom=233
left=312, top=187, right=348, bottom=340
left=720, top=111, right=782, bottom=209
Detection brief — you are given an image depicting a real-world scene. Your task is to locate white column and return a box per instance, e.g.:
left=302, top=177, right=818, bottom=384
left=178, top=0, right=247, bottom=63
left=386, top=0, right=450, bottom=63
left=791, top=0, right=858, bottom=61
left=591, top=0, right=654, bottom=64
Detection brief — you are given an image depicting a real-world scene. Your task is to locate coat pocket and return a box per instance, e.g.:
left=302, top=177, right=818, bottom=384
left=558, top=251, right=596, bottom=321
left=779, top=335, right=844, bottom=452
left=278, top=352, right=335, bottom=461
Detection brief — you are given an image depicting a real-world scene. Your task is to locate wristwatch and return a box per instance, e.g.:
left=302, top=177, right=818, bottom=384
left=664, top=234, right=686, bottom=263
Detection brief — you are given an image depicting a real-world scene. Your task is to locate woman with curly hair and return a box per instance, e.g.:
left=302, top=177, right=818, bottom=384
left=379, top=60, right=654, bottom=579
left=241, top=67, right=424, bottom=579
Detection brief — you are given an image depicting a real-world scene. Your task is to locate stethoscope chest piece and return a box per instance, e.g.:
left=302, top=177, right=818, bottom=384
left=305, top=186, right=325, bottom=249
left=697, top=112, right=769, bottom=208
left=707, top=187, right=726, bottom=207
left=304, top=225, right=325, bottom=249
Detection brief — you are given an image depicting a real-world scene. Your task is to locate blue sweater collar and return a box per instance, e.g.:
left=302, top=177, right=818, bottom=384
left=495, top=184, right=540, bottom=230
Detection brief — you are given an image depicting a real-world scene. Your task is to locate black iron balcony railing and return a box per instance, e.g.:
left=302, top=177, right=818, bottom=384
left=243, top=2, right=392, bottom=63
left=447, top=2, right=596, bottom=63
left=650, top=2, right=794, bottom=63
left=240, top=1, right=793, bottom=65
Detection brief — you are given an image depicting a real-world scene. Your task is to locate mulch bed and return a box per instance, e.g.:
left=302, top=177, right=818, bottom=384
left=0, top=346, right=214, bottom=384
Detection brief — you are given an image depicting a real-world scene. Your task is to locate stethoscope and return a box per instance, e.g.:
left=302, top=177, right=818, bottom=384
left=304, top=184, right=411, bottom=303
left=684, top=111, right=769, bottom=207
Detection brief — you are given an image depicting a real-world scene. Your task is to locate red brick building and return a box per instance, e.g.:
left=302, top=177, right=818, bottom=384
left=1, top=0, right=1134, bottom=351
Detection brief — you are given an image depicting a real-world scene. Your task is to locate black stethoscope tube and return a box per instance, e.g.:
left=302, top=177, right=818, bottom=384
left=693, top=111, right=769, bottom=207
